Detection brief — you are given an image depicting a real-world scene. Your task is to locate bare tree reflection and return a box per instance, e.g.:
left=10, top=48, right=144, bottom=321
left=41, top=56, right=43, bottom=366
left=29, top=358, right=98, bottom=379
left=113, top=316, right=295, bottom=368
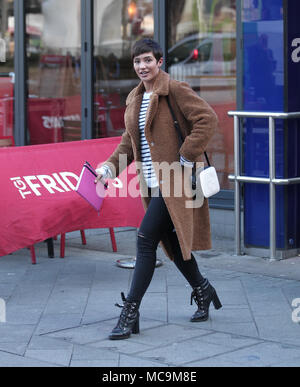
left=168, top=0, right=186, bottom=47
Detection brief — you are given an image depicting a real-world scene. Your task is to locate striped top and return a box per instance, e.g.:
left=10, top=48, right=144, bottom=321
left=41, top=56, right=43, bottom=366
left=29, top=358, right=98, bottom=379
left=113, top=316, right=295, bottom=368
left=139, top=92, right=158, bottom=188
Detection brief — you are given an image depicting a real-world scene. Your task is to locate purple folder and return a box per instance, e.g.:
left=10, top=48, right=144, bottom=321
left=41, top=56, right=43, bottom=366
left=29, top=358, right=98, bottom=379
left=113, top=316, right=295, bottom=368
left=75, top=162, right=107, bottom=211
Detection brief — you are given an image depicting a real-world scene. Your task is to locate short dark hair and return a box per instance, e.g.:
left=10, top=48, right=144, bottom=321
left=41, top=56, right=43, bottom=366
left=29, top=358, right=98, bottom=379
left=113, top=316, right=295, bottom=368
left=131, top=38, right=163, bottom=62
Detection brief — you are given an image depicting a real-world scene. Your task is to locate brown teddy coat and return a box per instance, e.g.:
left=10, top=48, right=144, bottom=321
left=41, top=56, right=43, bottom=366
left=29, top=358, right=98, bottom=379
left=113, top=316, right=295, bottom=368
left=104, top=70, right=218, bottom=260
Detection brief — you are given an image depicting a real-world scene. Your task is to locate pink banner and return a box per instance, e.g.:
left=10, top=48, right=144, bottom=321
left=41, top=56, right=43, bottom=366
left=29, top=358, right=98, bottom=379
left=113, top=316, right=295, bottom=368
left=0, top=137, right=144, bottom=257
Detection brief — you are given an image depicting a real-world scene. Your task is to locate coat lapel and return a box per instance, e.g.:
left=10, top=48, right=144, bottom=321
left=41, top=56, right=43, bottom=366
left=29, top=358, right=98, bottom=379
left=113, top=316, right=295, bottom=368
left=143, top=93, right=158, bottom=138
left=125, top=70, right=170, bottom=151
left=125, top=93, right=143, bottom=152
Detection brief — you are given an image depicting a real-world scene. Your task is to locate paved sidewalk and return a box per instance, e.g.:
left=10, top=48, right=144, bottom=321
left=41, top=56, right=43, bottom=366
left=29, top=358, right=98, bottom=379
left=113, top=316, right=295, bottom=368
left=0, top=227, right=300, bottom=367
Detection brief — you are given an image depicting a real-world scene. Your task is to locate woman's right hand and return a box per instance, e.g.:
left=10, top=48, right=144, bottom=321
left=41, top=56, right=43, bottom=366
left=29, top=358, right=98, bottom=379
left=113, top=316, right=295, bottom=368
left=94, top=173, right=104, bottom=185
left=94, top=165, right=111, bottom=186
left=94, top=165, right=109, bottom=186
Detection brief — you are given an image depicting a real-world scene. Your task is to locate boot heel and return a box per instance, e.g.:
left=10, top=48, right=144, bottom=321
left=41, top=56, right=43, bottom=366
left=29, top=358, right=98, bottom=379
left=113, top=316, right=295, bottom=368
left=212, top=292, right=222, bottom=310
left=132, top=315, right=140, bottom=334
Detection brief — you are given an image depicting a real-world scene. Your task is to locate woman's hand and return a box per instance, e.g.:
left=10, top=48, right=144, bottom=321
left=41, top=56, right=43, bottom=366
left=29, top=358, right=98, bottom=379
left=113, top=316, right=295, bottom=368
left=94, top=165, right=111, bottom=188
left=94, top=173, right=106, bottom=185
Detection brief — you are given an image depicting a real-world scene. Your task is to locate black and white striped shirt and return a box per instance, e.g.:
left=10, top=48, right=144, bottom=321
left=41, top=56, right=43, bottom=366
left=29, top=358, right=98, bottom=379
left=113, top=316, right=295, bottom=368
left=139, top=92, right=158, bottom=188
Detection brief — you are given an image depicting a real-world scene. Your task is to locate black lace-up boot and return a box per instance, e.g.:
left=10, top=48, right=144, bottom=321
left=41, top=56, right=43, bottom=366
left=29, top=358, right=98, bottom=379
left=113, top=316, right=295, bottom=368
left=190, top=279, right=222, bottom=322
left=109, top=292, right=140, bottom=340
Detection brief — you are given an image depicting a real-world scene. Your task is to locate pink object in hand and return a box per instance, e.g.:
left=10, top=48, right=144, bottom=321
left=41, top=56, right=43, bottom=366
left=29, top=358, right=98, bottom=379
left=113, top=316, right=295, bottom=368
left=75, top=162, right=107, bottom=211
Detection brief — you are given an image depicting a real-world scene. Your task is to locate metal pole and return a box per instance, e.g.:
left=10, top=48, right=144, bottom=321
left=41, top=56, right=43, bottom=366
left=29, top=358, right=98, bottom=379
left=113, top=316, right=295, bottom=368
left=81, top=0, right=94, bottom=140
left=154, top=0, right=167, bottom=72
left=269, top=117, right=276, bottom=260
left=14, top=0, right=26, bottom=146
left=234, top=115, right=241, bottom=255
left=228, top=110, right=300, bottom=259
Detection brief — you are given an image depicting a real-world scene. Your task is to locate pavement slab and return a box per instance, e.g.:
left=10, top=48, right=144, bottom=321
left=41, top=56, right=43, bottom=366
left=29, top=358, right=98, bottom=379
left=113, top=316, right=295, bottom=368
left=0, top=228, right=299, bottom=367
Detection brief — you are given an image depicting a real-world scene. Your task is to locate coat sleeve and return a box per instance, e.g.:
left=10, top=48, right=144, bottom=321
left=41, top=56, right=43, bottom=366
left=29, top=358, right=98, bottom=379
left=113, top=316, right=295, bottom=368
left=97, top=130, right=134, bottom=179
left=171, top=81, right=218, bottom=162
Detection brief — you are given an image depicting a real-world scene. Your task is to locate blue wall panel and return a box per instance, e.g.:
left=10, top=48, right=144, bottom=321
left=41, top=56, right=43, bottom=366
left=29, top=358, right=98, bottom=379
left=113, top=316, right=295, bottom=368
left=286, top=0, right=300, bottom=249
left=242, top=0, right=285, bottom=248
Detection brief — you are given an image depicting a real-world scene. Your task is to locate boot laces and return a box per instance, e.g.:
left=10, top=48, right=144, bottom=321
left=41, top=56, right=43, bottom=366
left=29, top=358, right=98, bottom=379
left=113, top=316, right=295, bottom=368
left=115, top=292, right=127, bottom=308
left=190, top=287, right=205, bottom=309
left=115, top=292, right=138, bottom=328
left=190, top=280, right=209, bottom=309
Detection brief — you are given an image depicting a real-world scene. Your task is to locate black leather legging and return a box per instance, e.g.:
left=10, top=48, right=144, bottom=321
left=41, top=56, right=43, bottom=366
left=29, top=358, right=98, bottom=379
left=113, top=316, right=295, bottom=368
left=127, top=189, right=205, bottom=303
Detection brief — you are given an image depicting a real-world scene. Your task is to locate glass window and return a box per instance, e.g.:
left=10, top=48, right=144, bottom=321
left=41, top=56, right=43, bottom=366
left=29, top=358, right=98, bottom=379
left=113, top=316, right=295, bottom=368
left=0, top=0, right=14, bottom=141
left=168, top=36, right=205, bottom=65
left=26, top=0, right=82, bottom=145
left=93, top=0, right=154, bottom=139
left=186, top=42, right=212, bottom=63
left=167, top=0, right=237, bottom=190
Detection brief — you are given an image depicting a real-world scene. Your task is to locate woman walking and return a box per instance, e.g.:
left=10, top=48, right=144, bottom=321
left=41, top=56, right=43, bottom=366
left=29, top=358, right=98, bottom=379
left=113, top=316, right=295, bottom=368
left=95, top=38, right=221, bottom=340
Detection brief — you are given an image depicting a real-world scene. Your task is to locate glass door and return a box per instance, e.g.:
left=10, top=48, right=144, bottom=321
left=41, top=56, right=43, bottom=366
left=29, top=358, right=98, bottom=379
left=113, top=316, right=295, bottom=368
left=167, top=0, right=237, bottom=191
left=25, top=0, right=82, bottom=145
left=0, top=0, right=14, bottom=142
left=93, top=0, right=154, bottom=139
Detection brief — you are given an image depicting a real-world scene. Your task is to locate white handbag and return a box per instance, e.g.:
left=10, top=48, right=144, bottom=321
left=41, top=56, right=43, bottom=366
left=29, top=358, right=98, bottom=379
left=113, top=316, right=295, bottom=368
left=199, top=166, right=220, bottom=198
left=191, top=154, right=220, bottom=199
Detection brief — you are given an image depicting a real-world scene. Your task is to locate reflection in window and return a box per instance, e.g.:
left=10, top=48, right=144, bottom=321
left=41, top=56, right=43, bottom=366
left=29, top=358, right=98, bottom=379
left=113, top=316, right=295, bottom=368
left=167, top=0, right=236, bottom=190
left=168, top=37, right=204, bottom=66
left=223, top=38, right=236, bottom=63
left=186, top=43, right=212, bottom=64
left=93, top=0, right=153, bottom=139
left=26, top=0, right=82, bottom=145
left=0, top=0, right=14, bottom=139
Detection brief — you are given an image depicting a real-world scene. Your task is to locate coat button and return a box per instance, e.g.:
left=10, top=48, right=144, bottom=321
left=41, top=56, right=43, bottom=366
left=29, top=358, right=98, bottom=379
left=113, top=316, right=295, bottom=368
left=150, top=142, right=155, bottom=147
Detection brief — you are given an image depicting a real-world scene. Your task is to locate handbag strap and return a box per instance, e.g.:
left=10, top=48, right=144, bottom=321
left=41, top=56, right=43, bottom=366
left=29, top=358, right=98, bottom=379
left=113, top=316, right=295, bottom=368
left=166, top=96, right=211, bottom=167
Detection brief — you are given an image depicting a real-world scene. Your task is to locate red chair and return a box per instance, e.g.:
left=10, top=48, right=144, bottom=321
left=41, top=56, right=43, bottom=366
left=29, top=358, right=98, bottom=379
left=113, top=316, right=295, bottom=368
left=59, top=228, right=117, bottom=258
left=28, top=246, right=36, bottom=265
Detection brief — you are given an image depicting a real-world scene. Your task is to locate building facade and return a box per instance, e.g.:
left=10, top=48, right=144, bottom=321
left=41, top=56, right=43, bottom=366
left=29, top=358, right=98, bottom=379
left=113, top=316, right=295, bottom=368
left=0, top=0, right=299, bottom=258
